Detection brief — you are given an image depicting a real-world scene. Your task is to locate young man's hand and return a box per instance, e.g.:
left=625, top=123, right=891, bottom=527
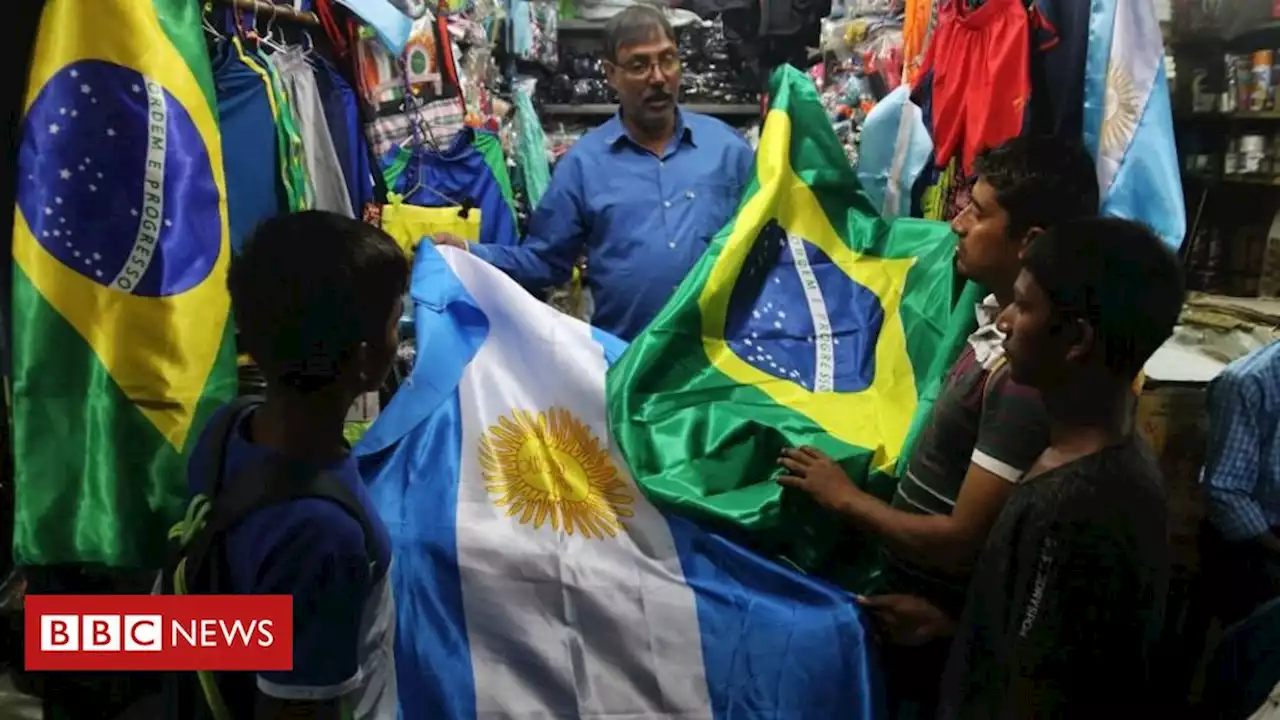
left=856, top=594, right=955, bottom=647
left=777, top=446, right=863, bottom=513
left=430, top=232, right=469, bottom=250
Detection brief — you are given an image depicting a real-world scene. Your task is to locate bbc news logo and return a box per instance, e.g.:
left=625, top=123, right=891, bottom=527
left=25, top=595, right=293, bottom=671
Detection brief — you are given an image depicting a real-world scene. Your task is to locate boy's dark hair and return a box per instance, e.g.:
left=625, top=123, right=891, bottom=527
left=973, top=136, right=1100, bottom=239
left=603, top=4, right=676, bottom=63
left=1022, top=217, right=1185, bottom=379
left=229, top=211, right=409, bottom=393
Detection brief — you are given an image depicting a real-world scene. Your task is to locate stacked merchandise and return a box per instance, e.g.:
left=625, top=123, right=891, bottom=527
left=818, top=3, right=904, bottom=165
left=536, top=18, right=757, bottom=107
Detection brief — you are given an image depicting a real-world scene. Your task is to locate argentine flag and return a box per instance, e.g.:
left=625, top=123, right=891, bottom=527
left=355, top=246, right=881, bottom=719
left=1083, top=0, right=1185, bottom=250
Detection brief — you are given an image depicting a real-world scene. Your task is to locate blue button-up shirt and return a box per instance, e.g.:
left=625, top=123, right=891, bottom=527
left=469, top=110, right=754, bottom=340
left=1203, top=340, right=1280, bottom=540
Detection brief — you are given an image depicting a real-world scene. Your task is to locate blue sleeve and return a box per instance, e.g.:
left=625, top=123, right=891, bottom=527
left=731, top=134, right=755, bottom=193
left=1203, top=371, right=1270, bottom=541
left=252, top=506, right=371, bottom=700
left=469, top=154, right=586, bottom=291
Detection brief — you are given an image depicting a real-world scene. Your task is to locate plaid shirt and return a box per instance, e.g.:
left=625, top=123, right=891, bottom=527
left=1203, top=341, right=1280, bottom=540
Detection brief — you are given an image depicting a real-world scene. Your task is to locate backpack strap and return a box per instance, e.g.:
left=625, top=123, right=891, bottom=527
left=182, top=457, right=386, bottom=592
left=202, top=395, right=266, bottom=499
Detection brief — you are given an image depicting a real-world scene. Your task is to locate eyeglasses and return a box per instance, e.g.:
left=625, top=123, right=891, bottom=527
left=616, top=54, right=681, bottom=79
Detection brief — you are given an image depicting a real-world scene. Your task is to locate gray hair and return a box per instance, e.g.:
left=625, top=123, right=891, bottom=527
left=603, top=4, right=676, bottom=62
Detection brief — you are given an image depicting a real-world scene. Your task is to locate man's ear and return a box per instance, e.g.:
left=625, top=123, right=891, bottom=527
left=1016, top=226, right=1044, bottom=259
left=1063, top=317, right=1095, bottom=365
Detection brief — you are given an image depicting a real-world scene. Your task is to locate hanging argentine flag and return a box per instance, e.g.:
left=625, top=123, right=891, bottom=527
left=1083, top=0, right=1186, bottom=250
left=355, top=246, right=881, bottom=719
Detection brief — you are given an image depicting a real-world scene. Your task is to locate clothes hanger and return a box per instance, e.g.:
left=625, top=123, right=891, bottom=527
left=202, top=2, right=226, bottom=39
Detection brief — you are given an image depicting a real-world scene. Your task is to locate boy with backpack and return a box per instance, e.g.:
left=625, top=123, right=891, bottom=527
left=167, top=210, right=408, bottom=719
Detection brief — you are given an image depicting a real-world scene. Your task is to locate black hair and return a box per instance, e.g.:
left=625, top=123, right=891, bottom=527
left=229, top=211, right=409, bottom=393
left=973, top=136, right=1100, bottom=239
left=1022, top=217, right=1185, bottom=379
left=603, top=4, right=676, bottom=63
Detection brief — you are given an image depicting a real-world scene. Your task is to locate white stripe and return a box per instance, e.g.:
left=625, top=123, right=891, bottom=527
left=971, top=449, right=1025, bottom=484
left=903, top=470, right=957, bottom=508
left=1097, top=0, right=1161, bottom=197
left=882, top=96, right=921, bottom=218
left=112, top=77, right=166, bottom=293
left=443, top=248, right=712, bottom=717
left=786, top=233, right=835, bottom=393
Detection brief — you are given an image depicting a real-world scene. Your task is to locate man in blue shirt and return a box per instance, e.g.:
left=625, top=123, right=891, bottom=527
left=433, top=4, right=755, bottom=340
left=1203, top=341, right=1280, bottom=625
left=188, top=211, right=406, bottom=719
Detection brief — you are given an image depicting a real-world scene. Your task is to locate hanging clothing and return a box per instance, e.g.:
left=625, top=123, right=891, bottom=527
left=272, top=48, right=355, bottom=217
left=922, top=0, right=1030, bottom=173
left=1026, top=0, right=1089, bottom=138
left=314, top=55, right=375, bottom=214
left=903, top=0, right=935, bottom=86
left=381, top=128, right=519, bottom=247
left=236, top=42, right=310, bottom=211
left=212, top=41, right=288, bottom=254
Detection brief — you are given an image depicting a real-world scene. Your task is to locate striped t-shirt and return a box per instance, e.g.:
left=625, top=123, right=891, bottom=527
left=884, top=342, right=1050, bottom=613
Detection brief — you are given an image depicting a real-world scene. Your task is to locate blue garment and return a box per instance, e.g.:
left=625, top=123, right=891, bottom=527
left=384, top=128, right=519, bottom=248
left=470, top=110, right=755, bottom=341
left=212, top=43, right=287, bottom=254
left=1203, top=341, right=1280, bottom=541
left=186, top=402, right=397, bottom=716
left=314, top=56, right=375, bottom=214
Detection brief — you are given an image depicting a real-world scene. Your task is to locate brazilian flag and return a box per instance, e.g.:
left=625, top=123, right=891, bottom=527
left=12, top=0, right=237, bottom=567
left=607, top=66, right=957, bottom=582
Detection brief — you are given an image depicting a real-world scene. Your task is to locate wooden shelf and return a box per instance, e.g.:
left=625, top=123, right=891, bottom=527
left=542, top=103, right=760, bottom=116
left=1179, top=111, right=1280, bottom=121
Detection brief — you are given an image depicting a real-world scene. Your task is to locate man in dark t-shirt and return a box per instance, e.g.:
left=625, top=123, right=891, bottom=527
left=931, top=218, right=1182, bottom=716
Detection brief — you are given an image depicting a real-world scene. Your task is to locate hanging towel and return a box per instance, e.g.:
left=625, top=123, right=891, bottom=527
left=272, top=48, right=355, bottom=217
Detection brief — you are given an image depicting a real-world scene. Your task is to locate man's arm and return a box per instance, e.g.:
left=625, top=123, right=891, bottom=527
left=834, top=466, right=1016, bottom=573
left=252, top=512, right=371, bottom=720
left=1203, top=372, right=1276, bottom=552
left=780, top=366, right=1046, bottom=573
left=466, top=156, right=588, bottom=292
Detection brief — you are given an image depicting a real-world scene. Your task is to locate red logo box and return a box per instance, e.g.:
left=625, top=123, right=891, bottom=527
left=25, top=594, right=293, bottom=671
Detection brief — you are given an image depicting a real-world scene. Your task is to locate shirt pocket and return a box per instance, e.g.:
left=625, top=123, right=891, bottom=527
left=684, top=181, right=742, bottom=242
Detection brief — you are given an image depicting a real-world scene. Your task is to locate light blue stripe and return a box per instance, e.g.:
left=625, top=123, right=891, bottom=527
left=1101, top=62, right=1186, bottom=250
left=1082, top=0, right=1116, bottom=161
left=668, top=514, right=883, bottom=718
left=357, top=247, right=487, bottom=720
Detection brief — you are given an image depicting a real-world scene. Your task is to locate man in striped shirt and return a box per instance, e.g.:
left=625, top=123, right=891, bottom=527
left=778, top=135, right=1099, bottom=714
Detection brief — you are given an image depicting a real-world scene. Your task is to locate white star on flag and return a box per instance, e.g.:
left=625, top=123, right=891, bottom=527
left=59, top=107, right=66, bottom=115
left=106, top=128, right=116, bottom=137
left=89, top=185, right=97, bottom=192
left=70, top=69, right=78, bottom=78
left=131, top=84, right=141, bottom=93
left=48, top=123, right=60, bottom=134
left=80, top=84, right=91, bottom=94
left=59, top=169, right=71, bottom=180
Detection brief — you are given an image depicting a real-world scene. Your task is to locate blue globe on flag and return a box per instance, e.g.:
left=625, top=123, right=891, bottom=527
left=17, top=59, right=220, bottom=298
left=725, top=225, right=885, bottom=393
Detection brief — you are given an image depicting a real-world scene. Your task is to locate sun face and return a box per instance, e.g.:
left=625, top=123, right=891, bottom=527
left=479, top=407, right=634, bottom=539
left=1101, top=63, right=1141, bottom=157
